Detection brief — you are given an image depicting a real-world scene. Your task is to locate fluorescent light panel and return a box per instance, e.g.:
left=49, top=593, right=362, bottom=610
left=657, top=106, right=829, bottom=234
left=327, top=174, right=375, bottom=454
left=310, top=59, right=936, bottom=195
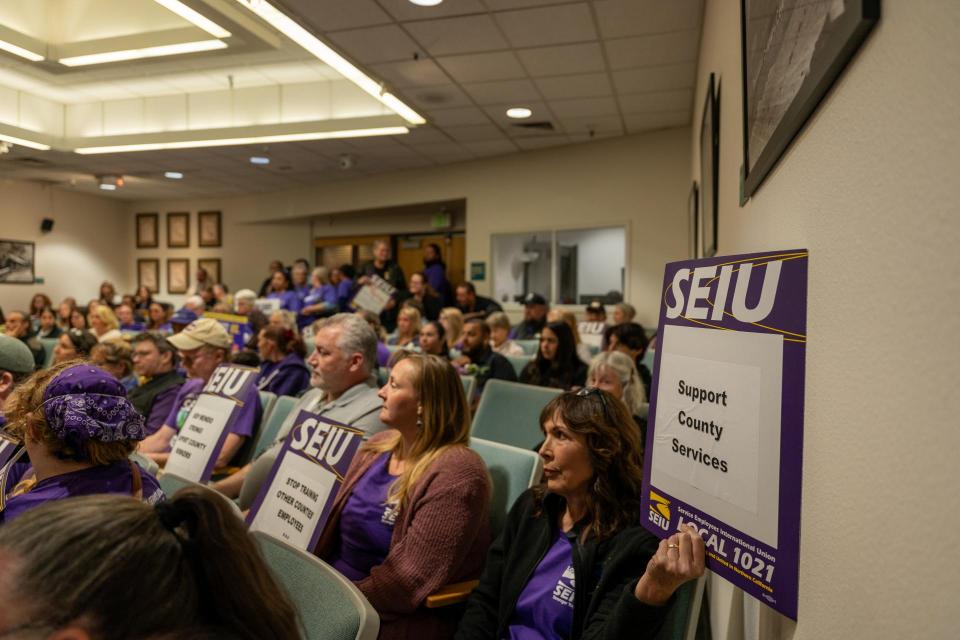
left=233, top=0, right=425, bottom=125
left=0, top=132, right=51, bottom=151
left=59, top=40, right=227, bottom=67
left=153, top=0, right=232, bottom=38
left=0, top=38, right=44, bottom=62
left=74, top=126, right=409, bottom=154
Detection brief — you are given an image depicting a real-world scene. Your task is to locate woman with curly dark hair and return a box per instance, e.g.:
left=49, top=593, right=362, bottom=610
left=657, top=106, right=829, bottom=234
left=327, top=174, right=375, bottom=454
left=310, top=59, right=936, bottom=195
left=455, top=388, right=704, bottom=640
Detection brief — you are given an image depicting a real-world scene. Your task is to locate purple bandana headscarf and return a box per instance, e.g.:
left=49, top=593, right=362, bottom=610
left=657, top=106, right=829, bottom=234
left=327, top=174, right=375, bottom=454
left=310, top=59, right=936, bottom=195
left=42, top=365, right=146, bottom=447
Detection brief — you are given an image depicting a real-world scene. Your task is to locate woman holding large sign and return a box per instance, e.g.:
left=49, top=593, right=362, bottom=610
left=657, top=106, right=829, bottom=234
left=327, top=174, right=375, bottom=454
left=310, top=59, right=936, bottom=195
left=455, top=389, right=705, bottom=640
left=314, top=352, right=491, bottom=640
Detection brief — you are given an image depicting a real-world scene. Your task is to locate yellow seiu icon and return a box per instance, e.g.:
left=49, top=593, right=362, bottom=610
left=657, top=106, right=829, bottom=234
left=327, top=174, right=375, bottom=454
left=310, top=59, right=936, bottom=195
left=649, top=490, right=671, bottom=522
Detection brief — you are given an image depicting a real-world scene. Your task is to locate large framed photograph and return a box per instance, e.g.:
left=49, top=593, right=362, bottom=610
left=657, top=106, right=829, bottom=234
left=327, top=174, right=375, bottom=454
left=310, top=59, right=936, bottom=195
left=198, top=258, right=221, bottom=285
left=167, top=212, right=190, bottom=248
left=740, top=0, right=880, bottom=198
left=700, top=73, right=719, bottom=258
left=0, top=239, right=35, bottom=284
left=167, top=258, right=189, bottom=294
left=138, top=259, right=160, bottom=293
left=198, top=210, right=222, bottom=247
left=689, top=182, right=700, bottom=259
left=136, top=213, right=158, bottom=248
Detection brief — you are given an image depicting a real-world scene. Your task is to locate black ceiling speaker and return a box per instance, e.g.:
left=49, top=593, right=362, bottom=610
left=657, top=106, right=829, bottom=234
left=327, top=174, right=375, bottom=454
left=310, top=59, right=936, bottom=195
left=41, top=218, right=54, bottom=232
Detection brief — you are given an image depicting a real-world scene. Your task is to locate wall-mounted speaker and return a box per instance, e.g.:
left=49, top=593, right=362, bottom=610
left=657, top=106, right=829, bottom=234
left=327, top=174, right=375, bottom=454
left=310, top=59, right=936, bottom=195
left=41, top=218, right=54, bottom=233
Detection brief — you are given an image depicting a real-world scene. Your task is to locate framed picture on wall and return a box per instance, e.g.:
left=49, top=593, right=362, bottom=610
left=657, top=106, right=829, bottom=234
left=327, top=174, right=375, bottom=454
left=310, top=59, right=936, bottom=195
left=167, top=212, right=190, bottom=248
left=740, top=0, right=880, bottom=199
left=689, top=182, right=700, bottom=259
left=0, top=239, right=35, bottom=284
left=136, top=213, right=158, bottom=248
left=137, top=259, right=160, bottom=293
left=167, top=258, right=189, bottom=294
left=198, top=258, right=221, bottom=285
left=700, top=73, right=719, bottom=258
left=198, top=211, right=222, bottom=247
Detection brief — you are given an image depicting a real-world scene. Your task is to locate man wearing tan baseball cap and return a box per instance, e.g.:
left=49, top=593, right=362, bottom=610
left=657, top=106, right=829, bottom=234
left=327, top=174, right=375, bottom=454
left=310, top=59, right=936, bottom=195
left=139, top=318, right=261, bottom=469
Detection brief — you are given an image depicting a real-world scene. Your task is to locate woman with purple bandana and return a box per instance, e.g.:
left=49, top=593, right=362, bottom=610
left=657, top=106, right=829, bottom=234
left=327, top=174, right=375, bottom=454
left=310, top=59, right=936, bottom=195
left=455, top=389, right=705, bottom=640
left=0, top=362, right=164, bottom=523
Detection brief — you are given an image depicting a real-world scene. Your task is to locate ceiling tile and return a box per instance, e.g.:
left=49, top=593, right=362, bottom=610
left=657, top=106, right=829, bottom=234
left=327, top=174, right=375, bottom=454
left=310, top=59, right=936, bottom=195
left=618, top=89, right=692, bottom=114
left=548, top=96, right=619, bottom=119
left=405, top=15, right=510, bottom=56
left=612, top=62, right=696, bottom=94
left=484, top=0, right=580, bottom=8
left=378, top=0, right=488, bottom=21
left=517, top=42, right=605, bottom=77
left=594, top=0, right=703, bottom=39
left=534, top=73, right=612, bottom=100
left=623, top=109, right=691, bottom=133
left=399, top=126, right=451, bottom=145
left=462, top=79, right=540, bottom=105
left=495, top=3, right=597, bottom=48
left=605, top=30, right=700, bottom=70
left=328, top=25, right=424, bottom=64
left=406, top=83, right=474, bottom=109
left=443, top=124, right=508, bottom=143
left=282, top=0, right=392, bottom=31
left=436, top=51, right=526, bottom=83
left=371, top=59, right=449, bottom=88
left=462, top=139, right=518, bottom=156
left=556, top=114, right=623, bottom=136
left=513, top=135, right=571, bottom=150
left=425, top=106, right=492, bottom=126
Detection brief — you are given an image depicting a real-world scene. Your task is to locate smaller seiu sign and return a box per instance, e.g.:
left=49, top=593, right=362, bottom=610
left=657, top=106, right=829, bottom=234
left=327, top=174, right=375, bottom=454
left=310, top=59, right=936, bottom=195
left=578, top=321, right=607, bottom=348
left=163, top=364, right=259, bottom=482
left=247, top=411, right=364, bottom=551
left=351, top=275, right=396, bottom=315
left=204, top=311, right=254, bottom=352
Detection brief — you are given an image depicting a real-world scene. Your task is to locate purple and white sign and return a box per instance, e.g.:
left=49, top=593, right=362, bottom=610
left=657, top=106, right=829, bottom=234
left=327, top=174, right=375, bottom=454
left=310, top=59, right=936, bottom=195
left=164, top=364, right=259, bottom=482
left=247, top=411, right=364, bottom=551
left=641, top=249, right=807, bottom=619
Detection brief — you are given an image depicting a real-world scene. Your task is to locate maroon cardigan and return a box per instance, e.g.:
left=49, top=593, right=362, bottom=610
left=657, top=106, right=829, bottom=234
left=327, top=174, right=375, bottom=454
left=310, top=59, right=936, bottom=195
left=314, top=431, right=492, bottom=640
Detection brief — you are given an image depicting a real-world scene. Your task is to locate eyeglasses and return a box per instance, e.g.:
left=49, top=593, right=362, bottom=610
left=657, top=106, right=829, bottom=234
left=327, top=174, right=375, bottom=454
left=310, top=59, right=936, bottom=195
left=575, top=386, right=611, bottom=425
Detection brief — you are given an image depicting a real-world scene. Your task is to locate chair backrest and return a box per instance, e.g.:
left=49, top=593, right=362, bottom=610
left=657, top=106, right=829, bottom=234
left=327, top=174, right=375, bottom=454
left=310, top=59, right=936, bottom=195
left=253, top=531, right=380, bottom=640
left=653, top=576, right=705, bottom=640
left=641, top=348, right=656, bottom=373
left=376, top=367, right=389, bottom=387
left=471, top=380, right=562, bottom=450
left=259, top=390, right=278, bottom=425
left=505, top=354, right=533, bottom=377
left=460, top=375, right=476, bottom=402
left=158, top=472, right=244, bottom=518
left=39, top=337, right=57, bottom=368
left=129, top=451, right=159, bottom=476
left=515, top=339, right=539, bottom=355
left=251, top=394, right=299, bottom=461
left=470, top=437, right=543, bottom=538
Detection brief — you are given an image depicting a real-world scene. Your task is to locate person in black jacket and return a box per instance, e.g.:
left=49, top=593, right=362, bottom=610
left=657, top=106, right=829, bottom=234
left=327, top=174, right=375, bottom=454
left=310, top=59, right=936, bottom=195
left=520, top=322, right=587, bottom=391
left=456, top=389, right=704, bottom=640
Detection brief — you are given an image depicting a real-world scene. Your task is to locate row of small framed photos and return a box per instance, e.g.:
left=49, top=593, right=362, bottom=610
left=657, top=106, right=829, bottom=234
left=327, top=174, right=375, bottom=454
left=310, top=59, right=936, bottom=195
left=138, top=258, right=220, bottom=295
left=136, top=211, right=221, bottom=249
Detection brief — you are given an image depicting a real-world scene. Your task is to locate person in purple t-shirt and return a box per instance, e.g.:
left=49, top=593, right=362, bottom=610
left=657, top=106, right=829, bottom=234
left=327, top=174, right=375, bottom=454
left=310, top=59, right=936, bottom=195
left=0, top=362, right=164, bottom=523
left=256, top=326, right=310, bottom=398
left=266, top=270, right=303, bottom=313
left=138, top=319, right=260, bottom=468
left=455, top=389, right=706, bottom=640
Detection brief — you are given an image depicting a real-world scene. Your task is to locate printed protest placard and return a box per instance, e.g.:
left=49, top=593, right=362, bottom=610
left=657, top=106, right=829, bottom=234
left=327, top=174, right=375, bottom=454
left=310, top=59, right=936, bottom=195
left=255, top=298, right=281, bottom=314
left=247, top=411, right=364, bottom=550
left=641, top=249, right=807, bottom=619
left=204, top=311, right=254, bottom=352
left=0, top=432, right=19, bottom=470
left=578, top=321, right=607, bottom=349
left=351, top=275, right=396, bottom=315
left=163, top=364, right=259, bottom=482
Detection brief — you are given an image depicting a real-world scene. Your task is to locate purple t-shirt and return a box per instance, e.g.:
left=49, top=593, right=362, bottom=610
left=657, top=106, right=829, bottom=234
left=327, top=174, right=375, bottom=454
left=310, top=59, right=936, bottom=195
left=330, top=454, right=398, bottom=581
left=0, top=461, right=165, bottom=523
left=268, top=290, right=302, bottom=313
left=506, top=530, right=576, bottom=640
left=257, top=353, right=311, bottom=398
left=144, top=383, right=182, bottom=436
left=377, top=342, right=391, bottom=368
left=163, top=378, right=259, bottom=443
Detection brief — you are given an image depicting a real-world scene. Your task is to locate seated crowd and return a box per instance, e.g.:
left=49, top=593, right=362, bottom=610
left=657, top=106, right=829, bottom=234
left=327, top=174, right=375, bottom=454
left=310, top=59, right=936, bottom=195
left=0, top=248, right=689, bottom=640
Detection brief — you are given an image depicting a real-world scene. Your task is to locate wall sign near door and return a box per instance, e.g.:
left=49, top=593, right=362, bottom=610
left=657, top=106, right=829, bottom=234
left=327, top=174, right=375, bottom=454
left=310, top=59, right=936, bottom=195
left=641, top=249, right=808, bottom=619
left=470, top=262, right=486, bottom=281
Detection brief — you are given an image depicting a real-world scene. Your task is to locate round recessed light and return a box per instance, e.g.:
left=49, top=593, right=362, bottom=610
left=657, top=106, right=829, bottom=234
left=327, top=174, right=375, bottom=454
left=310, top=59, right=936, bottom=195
left=164, top=171, right=183, bottom=179
left=410, top=0, right=443, bottom=6
left=250, top=156, right=270, bottom=165
left=506, top=107, right=533, bottom=119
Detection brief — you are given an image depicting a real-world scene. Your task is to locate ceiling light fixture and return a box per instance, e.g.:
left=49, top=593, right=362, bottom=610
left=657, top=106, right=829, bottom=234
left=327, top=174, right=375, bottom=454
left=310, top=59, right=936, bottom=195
left=153, top=0, right=232, bottom=38
left=410, top=0, right=444, bottom=5
left=250, top=156, right=270, bottom=165
left=0, top=39, right=45, bottom=62
left=232, top=0, right=425, bottom=126
left=164, top=171, right=184, bottom=179
left=74, top=126, right=408, bottom=154
left=59, top=40, right=227, bottom=67
left=0, top=132, right=51, bottom=151
left=506, top=107, right=533, bottom=119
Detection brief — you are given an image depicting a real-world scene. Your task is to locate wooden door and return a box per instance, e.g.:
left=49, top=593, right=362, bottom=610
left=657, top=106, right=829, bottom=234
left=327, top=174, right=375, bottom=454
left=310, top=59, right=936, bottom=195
left=396, top=234, right=465, bottom=289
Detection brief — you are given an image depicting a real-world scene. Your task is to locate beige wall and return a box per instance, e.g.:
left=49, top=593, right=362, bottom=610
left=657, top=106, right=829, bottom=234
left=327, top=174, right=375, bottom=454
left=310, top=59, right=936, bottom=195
left=693, top=1, right=960, bottom=638
left=131, top=128, right=691, bottom=327
left=0, top=179, right=130, bottom=313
